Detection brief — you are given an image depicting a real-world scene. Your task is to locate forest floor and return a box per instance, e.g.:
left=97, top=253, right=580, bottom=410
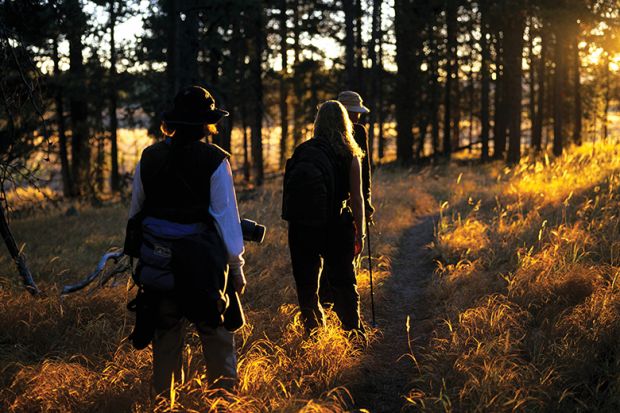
left=2, top=140, right=620, bottom=412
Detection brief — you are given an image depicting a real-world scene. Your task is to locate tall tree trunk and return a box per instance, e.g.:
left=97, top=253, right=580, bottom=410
left=0, top=204, right=40, bottom=294
left=428, top=19, right=440, bottom=159
left=279, top=0, right=289, bottom=167
left=377, top=25, right=385, bottom=161
left=394, top=0, right=414, bottom=163
left=603, top=52, right=610, bottom=140
left=67, top=0, right=90, bottom=196
left=343, top=0, right=357, bottom=90
left=178, top=2, right=199, bottom=87
left=532, top=24, right=545, bottom=151
left=553, top=31, right=567, bottom=156
left=493, top=31, right=507, bottom=159
left=572, top=29, right=582, bottom=145
left=250, top=3, right=265, bottom=185
left=480, top=0, right=490, bottom=161
left=368, top=0, right=382, bottom=164
left=95, top=135, right=105, bottom=192
left=355, top=0, right=364, bottom=93
left=505, top=9, right=525, bottom=165
left=166, top=0, right=179, bottom=103
left=443, top=0, right=457, bottom=158
left=467, top=48, right=475, bottom=149
left=109, top=0, right=120, bottom=192
left=292, top=0, right=302, bottom=147
left=528, top=17, right=536, bottom=149
left=416, top=117, right=429, bottom=160
left=241, top=105, right=250, bottom=182
left=453, top=68, right=461, bottom=150
left=52, top=37, right=74, bottom=196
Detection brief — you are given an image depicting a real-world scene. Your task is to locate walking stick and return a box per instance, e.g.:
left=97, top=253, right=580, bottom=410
left=366, top=218, right=377, bottom=327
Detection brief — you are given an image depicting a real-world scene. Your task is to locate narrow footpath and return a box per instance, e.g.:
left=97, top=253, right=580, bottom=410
left=346, top=214, right=439, bottom=412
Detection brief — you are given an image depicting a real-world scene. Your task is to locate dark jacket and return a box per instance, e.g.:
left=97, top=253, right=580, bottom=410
left=352, top=123, right=374, bottom=220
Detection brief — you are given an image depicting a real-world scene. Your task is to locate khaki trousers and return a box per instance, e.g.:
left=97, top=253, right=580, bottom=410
left=152, top=295, right=237, bottom=394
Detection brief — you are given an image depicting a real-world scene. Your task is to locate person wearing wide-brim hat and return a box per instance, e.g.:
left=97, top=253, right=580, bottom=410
left=337, top=91, right=374, bottom=222
left=127, top=85, right=246, bottom=395
left=161, top=85, right=230, bottom=127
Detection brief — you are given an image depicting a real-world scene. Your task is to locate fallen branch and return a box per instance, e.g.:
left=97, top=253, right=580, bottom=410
left=61, top=250, right=130, bottom=294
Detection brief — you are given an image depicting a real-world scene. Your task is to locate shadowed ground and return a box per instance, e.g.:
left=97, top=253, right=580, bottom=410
left=346, top=213, right=439, bottom=412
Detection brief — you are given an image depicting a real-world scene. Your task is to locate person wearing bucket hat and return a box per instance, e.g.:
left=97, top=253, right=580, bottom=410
left=337, top=91, right=374, bottom=223
left=126, top=85, right=246, bottom=395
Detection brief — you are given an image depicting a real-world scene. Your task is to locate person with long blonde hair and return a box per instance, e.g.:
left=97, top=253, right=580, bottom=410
left=283, top=100, right=366, bottom=336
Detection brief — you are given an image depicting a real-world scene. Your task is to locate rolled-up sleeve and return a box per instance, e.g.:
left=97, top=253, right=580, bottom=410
left=209, top=159, right=245, bottom=271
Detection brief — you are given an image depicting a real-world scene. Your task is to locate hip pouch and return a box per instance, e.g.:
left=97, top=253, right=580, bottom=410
left=134, top=225, right=229, bottom=329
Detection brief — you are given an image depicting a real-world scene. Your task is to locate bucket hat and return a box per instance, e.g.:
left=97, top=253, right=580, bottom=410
left=162, top=86, right=229, bottom=125
left=337, top=90, right=370, bottom=114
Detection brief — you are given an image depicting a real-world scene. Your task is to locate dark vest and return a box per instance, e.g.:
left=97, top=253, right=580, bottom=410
left=140, top=139, right=229, bottom=224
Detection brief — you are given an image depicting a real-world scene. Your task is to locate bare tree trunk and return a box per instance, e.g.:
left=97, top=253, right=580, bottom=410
left=109, top=0, right=120, bottom=192
left=377, top=29, right=385, bottom=161
left=241, top=106, right=250, bottom=182
left=0, top=203, right=40, bottom=294
left=52, top=37, right=74, bottom=197
left=453, top=68, right=461, bottom=150
left=343, top=0, right=356, bottom=90
left=67, top=0, right=90, bottom=196
left=532, top=24, right=545, bottom=151
left=368, top=0, right=382, bottom=164
left=443, top=0, right=457, bottom=158
left=292, top=0, right=302, bottom=147
left=528, top=18, right=536, bottom=149
left=416, top=117, right=429, bottom=160
left=572, top=29, right=582, bottom=145
left=505, top=9, right=525, bottom=164
left=279, top=0, right=289, bottom=167
left=250, top=3, right=265, bottom=185
left=355, top=0, right=364, bottom=93
left=166, top=0, right=179, bottom=103
left=178, top=2, right=199, bottom=87
left=493, top=31, right=507, bottom=160
left=603, top=52, right=610, bottom=140
left=394, top=0, right=414, bottom=163
left=95, top=135, right=105, bottom=192
left=480, top=0, right=490, bottom=161
left=467, top=49, right=475, bottom=149
left=426, top=17, right=440, bottom=159
left=553, top=32, right=567, bottom=156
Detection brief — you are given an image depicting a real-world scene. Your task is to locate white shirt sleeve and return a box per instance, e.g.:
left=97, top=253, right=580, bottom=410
left=128, top=162, right=145, bottom=219
left=209, top=159, right=245, bottom=271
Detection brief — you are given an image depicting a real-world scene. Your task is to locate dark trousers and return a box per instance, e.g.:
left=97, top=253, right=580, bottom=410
left=288, top=220, right=362, bottom=333
left=152, top=295, right=237, bottom=395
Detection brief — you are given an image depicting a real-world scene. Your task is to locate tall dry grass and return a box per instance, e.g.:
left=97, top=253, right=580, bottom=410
left=0, top=165, right=422, bottom=412
left=407, top=142, right=620, bottom=412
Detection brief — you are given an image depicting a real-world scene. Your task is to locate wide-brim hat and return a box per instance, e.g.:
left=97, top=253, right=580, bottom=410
left=162, top=86, right=229, bottom=125
left=337, top=90, right=370, bottom=114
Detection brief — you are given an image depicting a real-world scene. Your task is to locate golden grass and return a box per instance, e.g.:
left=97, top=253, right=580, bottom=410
left=0, top=166, right=425, bottom=412
left=5, top=139, right=620, bottom=412
left=408, top=141, right=620, bottom=412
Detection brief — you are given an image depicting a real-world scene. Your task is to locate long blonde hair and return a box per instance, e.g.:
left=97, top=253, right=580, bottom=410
left=313, top=100, right=364, bottom=159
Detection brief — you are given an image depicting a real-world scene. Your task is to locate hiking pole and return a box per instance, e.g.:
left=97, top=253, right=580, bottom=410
left=366, top=218, right=377, bottom=327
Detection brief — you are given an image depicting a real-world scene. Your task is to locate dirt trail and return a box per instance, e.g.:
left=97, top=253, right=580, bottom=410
left=345, top=214, right=438, bottom=412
